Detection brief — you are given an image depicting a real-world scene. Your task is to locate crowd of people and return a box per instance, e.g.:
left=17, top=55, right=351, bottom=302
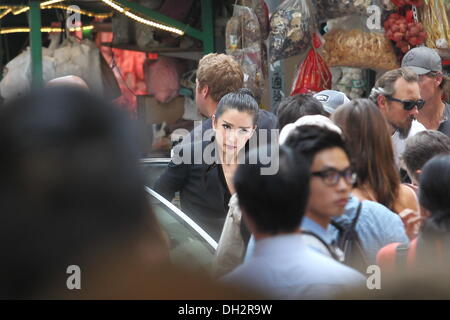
left=0, top=46, right=449, bottom=299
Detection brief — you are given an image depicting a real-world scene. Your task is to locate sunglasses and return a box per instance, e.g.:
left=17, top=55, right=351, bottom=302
left=385, top=95, right=425, bottom=111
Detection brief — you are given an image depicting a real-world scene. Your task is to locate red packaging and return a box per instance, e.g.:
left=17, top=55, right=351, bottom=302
left=290, top=46, right=332, bottom=95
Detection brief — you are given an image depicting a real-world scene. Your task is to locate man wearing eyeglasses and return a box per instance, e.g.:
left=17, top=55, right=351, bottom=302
left=244, top=125, right=408, bottom=266
left=369, top=67, right=427, bottom=167
left=401, top=47, right=450, bottom=137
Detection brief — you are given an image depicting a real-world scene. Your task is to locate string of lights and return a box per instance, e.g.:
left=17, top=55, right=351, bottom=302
left=1, top=0, right=184, bottom=36
left=101, top=0, right=184, bottom=36
left=0, top=8, right=11, bottom=20
left=0, top=25, right=94, bottom=35
left=44, top=5, right=113, bottom=19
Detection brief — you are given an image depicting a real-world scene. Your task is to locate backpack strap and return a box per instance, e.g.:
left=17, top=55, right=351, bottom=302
left=342, top=201, right=363, bottom=255
left=350, top=201, right=363, bottom=230
left=301, top=230, right=341, bottom=261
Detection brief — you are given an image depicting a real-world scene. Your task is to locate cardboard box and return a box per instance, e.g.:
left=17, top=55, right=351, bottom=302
left=137, top=95, right=185, bottom=125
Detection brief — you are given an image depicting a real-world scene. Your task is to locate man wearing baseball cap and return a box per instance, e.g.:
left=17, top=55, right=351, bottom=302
left=402, top=47, right=450, bottom=137
left=313, top=90, right=351, bottom=115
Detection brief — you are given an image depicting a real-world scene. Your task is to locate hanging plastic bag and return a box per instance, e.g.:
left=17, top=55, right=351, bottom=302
left=323, top=16, right=399, bottom=70
left=314, top=0, right=384, bottom=22
left=229, top=45, right=265, bottom=102
left=0, top=48, right=56, bottom=101
left=269, top=0, right=314, bottom=63
left=112, top=12, right=131, bottom=45
left=226, top=5, right=261, bottom=51
left=291, top=34, right=332, bottom=95
left=144, top=56, right=181, bottom=104
left=322, top=28, right=399, bottom=71
left=241, top=0, right=270, bottom=40
left=53, top=38, right=104, bottom=94
left=226, top=5, right=265, bottom=102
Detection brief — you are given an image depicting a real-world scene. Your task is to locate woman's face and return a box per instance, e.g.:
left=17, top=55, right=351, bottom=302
left=212, top=108, right=256, bottom=156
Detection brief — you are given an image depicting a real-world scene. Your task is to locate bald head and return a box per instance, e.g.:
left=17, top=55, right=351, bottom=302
left=47, top=76, right=89, bottom=90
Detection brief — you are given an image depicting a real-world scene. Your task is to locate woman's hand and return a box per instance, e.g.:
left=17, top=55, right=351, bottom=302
left=399, top=208, right=422, bottom=240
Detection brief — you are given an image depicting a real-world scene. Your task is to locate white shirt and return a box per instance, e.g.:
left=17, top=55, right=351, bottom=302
left=391, top=120, right=426, bottom=168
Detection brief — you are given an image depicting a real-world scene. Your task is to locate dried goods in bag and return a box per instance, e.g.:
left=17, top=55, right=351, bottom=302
left=314, top=0, right=384, bottom=22
left=226, top=5, right=261, bottom=51
left=228, top=45, right=265, bottom=103
left=242, top=0, right=270, bottom=40
left=226, top=5, right=265, bottom=101
left=322, top=29, right=399, bottom=70
left=269, top=0, right=314, bottom=63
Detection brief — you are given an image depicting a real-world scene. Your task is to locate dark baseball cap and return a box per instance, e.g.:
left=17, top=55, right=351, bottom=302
left=401, top=46, right=442, bottom=75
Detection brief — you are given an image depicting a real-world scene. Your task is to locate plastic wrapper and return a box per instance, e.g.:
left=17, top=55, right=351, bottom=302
left=226, top=5, right=261, bottom=51
left=323, top=29, right=399, bottom=70
left=0, top=48, right=55, bottom=100
left=112, top=12, right=130, bottom=45
left=226, top=5, right=265, bottom=102
left=269, top=0, right=314, bottom=63
left=315, top=0, right=370, bottom=21
left=261, top=42, right=268, bottom=79
left=291, top=47, right=332, bottom=95
left=144, top=57, right=181, bottom=104
left=421, top=0, right=450, bottom=49
left=332, top=67, right=366, bottom=99
left=134, top=23, right=159, bottom=48
left=228, top=45, right=265, bottom=103
left=242, top=0, right=270, bottom=40
left=53, top=38, right=104, bottom=94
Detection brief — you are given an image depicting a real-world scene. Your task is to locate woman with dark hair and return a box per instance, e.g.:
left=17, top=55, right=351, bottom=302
left=155, top=89, right=258, bottom=241
left=416, top=155, right=450, bottom=264
left=332, top=99, right=419, bottom=215
left=377, top=154, right=450, bottom=272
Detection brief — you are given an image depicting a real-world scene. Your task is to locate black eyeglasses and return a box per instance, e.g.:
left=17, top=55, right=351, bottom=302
left=385, top=95, right=425, bottom=111
left=311, top=168, right=357, bottom=186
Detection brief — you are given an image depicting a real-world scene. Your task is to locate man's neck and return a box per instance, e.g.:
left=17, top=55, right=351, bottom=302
left=417, top=95, right=446, bottom=130
left=305, top=212, right=330, bottom=230
left=203, top=100, right=218, bottom=118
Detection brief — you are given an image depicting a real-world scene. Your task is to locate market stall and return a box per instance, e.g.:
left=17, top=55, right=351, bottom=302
left=0, top=0, right=449, bottom=157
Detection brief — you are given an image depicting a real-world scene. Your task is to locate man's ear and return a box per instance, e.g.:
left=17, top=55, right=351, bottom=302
left=435, top=74, right=443, bottom=88
left=201, top=84, right=209, bottom=98
left=377, top=95, right=387, bottom=111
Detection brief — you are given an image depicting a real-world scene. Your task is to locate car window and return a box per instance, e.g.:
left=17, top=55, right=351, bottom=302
left=141, top=158, right=170, bottom=188
left=147, top=188, right=216, bottom=273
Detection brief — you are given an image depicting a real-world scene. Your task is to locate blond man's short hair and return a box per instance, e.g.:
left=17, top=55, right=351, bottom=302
left=196, top=53, right=244, bottom=103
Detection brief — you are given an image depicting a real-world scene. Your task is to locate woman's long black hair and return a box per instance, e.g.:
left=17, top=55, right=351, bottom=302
left=417, top=154, right=450, bottom=267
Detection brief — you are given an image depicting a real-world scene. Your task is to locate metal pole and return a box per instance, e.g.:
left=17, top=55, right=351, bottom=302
left=29, top=0, right=43, bottom=88
left=200, top=0, right=214, bottom=54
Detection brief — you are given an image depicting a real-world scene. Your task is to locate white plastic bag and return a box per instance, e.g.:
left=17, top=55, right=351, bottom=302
left=0, top=48, right=56, bottom=100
